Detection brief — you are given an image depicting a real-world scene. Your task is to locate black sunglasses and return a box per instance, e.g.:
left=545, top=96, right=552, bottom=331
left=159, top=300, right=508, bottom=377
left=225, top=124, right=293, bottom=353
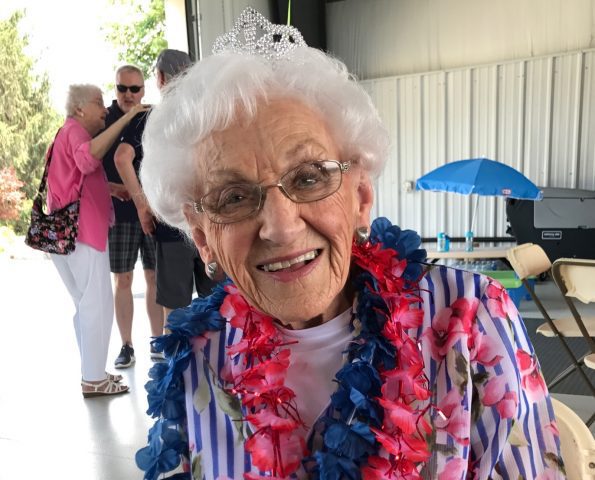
left=116, top=84, right=143, bottom=93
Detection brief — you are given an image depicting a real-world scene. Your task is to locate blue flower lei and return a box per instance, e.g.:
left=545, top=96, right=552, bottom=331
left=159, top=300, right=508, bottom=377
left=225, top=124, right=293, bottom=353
left=136, top=217, right=427, bottom=480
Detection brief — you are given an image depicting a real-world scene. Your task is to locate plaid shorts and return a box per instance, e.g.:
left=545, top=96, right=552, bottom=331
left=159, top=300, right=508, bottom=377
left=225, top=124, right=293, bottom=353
left=108, top=222, right=156, bottom=273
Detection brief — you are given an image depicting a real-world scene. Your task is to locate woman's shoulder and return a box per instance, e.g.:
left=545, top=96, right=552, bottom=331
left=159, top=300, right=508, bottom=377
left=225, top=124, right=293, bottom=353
left=420, top=263, right=490, bottom=296
left=60, top=117, right=87, bottom=135
left=418, top=263, right=521, bottom=327
left=422, top=265, right=490, bottom=283
left=162, top=285, right=232, bottom=354
left=56, top=118, right=91, bottom=149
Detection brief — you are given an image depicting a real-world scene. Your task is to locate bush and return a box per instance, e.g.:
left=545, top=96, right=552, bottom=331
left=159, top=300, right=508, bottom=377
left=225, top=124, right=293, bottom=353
left=0, top=166, right=25, bottom=222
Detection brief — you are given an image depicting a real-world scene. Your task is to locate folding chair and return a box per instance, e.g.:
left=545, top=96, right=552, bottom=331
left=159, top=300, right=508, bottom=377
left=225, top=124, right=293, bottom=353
left=551, top=398, right=595, bottom=480
left=552, top=398, right=595, bottom=480
left=550, top=258, right=595, bottom=342
left=550, top=256, right=595, bottom=378
left=507, top=244, right=595, bottom=426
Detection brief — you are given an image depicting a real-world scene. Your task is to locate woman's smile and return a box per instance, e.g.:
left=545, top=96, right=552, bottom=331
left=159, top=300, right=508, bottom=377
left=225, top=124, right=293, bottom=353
left=257, top=248, right=321, bottom=272
left=256, top=248, right=323, bottom=282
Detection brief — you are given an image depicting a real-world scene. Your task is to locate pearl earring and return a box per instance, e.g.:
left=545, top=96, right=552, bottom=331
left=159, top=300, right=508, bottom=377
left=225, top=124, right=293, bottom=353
left=354, top=226, right=370, bottom=245
left=206, top=262, right=218, bottom=280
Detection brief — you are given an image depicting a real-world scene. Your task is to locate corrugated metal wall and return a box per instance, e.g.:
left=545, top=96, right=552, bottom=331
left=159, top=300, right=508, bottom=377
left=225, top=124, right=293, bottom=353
left=364, top=49, right=595, bottom=239
left=326, top=0, right=595, bottom=80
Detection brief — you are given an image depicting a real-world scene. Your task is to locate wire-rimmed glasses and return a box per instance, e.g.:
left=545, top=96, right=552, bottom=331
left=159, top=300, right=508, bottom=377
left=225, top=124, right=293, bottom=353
left=193, top=160, right=351, bottom=224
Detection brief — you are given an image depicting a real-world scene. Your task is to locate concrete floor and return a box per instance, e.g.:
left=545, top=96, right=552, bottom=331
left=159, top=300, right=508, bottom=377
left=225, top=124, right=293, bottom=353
left=0, top=246, right=153, bottom=480
left=0, top=243, right=593, bottom=480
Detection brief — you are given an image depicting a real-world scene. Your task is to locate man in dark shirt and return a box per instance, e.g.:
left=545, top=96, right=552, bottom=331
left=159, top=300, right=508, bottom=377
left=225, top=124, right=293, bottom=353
left=103, top=65, right=162, bottom=369
left=115, top=50, right=215, bottom=361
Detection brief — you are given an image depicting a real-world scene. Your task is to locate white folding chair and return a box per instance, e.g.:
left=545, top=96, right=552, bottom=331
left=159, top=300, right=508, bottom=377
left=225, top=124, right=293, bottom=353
left=551, top=397, right=595, bottom=479
left=507, top=244, right=595, bottom=426
left=549, top=258, right=595, bottom=343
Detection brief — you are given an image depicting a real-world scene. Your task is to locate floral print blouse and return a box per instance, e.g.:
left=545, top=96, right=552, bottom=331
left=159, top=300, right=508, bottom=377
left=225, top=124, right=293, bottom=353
left=177, top=264, right=564, bottom=479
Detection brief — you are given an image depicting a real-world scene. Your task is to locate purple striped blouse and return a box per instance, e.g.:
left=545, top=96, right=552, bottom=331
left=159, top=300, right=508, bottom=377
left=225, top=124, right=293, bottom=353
left=182, top=265, right=565, bottom=480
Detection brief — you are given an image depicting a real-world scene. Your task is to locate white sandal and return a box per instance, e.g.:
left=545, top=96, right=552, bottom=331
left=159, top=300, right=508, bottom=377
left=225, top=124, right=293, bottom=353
left=81, top=378, right=129, bottom=398
left=106, top=372, right=123, bottom=383
left=80, top=372, right=123, bottom=383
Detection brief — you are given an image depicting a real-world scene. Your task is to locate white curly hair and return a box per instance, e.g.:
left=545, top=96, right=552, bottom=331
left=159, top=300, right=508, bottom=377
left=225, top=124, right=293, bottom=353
left=140, top=46, right=389, bottom=234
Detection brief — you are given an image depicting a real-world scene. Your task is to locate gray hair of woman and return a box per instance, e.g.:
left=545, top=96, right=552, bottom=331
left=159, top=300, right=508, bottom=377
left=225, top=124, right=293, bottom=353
left=65, top=84, right=103, bottom=117
left=140, top=46, right=390, bottom=234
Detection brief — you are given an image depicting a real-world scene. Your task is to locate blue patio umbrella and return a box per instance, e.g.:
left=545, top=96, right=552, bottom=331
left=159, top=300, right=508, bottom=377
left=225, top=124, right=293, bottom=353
left=416, top=157, right=542, bottom=232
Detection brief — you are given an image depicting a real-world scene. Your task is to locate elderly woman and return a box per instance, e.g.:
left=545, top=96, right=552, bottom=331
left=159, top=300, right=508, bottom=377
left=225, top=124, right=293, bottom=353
left=47, top=84, right=148, bottom=397
left=137, top=9, right=563, bottom=480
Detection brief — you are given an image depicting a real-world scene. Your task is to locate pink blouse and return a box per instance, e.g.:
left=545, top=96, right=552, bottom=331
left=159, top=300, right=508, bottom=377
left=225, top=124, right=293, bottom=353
left=47, top=118, right=114, bottom=252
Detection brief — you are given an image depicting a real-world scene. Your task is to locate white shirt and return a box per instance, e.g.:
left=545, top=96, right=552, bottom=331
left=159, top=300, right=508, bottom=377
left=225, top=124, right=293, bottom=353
left=278, top=308, right=353, bottom=431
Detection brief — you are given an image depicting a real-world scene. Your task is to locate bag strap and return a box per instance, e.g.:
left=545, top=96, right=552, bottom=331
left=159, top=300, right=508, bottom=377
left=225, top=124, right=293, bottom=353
left=34, top=129, right=61, bottom=199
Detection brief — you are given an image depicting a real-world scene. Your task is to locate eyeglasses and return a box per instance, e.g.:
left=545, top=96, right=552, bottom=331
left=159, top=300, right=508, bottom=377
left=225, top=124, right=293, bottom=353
left=193, top=160, right=351, bottom=224
left=116, top=84, right=143, bottom=93
left=88, top=99, right=105, bottom=108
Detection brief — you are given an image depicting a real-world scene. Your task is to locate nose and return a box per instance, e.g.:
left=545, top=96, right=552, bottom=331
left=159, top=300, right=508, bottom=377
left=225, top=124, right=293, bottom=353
left=258, top=187, right=305, bottom=245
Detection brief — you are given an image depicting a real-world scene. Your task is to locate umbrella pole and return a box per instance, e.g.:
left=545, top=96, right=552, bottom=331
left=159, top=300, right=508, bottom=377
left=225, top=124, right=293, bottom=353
left=470, top=195, right=479, bottom=233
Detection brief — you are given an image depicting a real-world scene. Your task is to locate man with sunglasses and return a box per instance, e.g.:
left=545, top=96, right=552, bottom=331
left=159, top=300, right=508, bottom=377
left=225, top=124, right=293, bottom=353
left=114, top=50, right=216, bottom=361
left=101, top=65, right=162, bottom=369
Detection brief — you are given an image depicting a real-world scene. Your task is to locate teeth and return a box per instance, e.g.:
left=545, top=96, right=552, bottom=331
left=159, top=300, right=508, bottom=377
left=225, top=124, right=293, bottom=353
left=262, top=250, right=319, bottom=272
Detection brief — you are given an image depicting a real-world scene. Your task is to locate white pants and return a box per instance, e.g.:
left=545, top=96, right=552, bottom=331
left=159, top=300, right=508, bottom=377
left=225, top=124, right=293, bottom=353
left=51, top=242, right=114, bottom=381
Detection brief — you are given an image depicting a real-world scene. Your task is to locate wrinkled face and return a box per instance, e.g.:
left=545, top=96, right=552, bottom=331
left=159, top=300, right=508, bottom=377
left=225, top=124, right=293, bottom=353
left=185, top=99, right=373, bottom=329
left=115, top=69, right=144, bottom=113
left=78, top=92, right=107, bottom=136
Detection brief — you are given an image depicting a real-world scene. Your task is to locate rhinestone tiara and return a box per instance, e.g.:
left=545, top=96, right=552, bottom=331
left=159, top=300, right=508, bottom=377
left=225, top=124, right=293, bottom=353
left=212, top=7, right=306, bottom=60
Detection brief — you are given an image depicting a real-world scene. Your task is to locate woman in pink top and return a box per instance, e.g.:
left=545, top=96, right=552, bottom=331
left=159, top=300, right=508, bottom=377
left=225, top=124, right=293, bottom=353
left=47, top=84, right=148, bottom=397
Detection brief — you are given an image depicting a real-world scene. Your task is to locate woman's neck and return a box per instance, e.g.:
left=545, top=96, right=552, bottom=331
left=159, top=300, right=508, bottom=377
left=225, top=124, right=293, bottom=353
left=72, top=115, right=98, bottom=136
left=275, top=284, right=353, bottom=330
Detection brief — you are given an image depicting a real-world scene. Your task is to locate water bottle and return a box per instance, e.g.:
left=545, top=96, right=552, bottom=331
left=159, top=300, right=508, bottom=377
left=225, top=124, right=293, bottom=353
left=465, top=230, right=474, bottom=252
left=444, top=235, right=450, bottom=252
left=437, top=232, right=446, bottom=252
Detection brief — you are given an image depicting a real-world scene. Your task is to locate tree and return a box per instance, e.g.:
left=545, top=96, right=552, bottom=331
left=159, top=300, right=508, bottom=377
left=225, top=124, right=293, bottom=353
left=0, top=11, right=61, bottom=232
left=104, top=0, right=167, bottom=80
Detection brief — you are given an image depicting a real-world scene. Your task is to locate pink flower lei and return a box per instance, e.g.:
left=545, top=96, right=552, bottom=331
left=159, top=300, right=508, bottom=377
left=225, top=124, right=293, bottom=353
left=219, top=227, right=433, bottom=479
